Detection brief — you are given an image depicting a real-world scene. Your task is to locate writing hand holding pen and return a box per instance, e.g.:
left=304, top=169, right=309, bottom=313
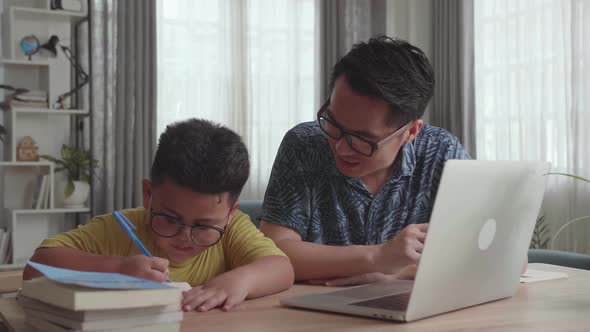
left=113, top=211, right=171, bottom=282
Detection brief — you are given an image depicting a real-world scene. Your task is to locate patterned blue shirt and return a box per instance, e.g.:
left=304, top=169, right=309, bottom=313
left=261, top=121, right=470, bottom=245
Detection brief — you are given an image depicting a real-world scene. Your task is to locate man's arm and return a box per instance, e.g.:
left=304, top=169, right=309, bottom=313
left=23, top=247, right=169, bottom=282
left=260, top=222, right=427, bottom=281
left=260, top=222, right=379, bottom=280
left=181, top=255, right=294, bottom=312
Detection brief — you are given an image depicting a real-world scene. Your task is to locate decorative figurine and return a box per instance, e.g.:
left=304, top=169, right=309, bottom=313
left=17, top=136, right=40, bottom=161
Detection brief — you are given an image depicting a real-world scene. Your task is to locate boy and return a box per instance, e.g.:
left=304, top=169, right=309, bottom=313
left=23, top=119, right=294, bottom=312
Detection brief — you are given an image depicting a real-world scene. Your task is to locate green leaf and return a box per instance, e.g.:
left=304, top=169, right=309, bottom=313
left=538, top=224, right=548, bottom=233
left=64, top=180, right=75, bottom=198
left=41, top=144, right=98, bottom=181
left=40, top=155, right=59, bottom=163
left=547, top=172, right=590, bottom=184
left=530, top=214, right=550, bottom=249
left=61, top=145, right=72, bottom=160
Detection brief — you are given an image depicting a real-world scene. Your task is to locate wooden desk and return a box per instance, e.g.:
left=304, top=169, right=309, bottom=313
left=0, top=271, right=22, bottom=295
left=182, top=264, right=590, bottom=332
left=1, top=264, right=588, bottom=331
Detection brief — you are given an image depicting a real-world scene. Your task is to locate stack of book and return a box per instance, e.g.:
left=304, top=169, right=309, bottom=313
left=18, top=263, right=186, bottom=332
left=11, top=90, right=48, bottom=109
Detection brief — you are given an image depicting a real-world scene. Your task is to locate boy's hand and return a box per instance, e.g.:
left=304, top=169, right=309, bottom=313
left=181, top=272, right=248, bottom=312
left=116, top=255, right=169, bottom=282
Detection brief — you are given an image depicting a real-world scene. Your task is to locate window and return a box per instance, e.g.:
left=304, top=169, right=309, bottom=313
left=157, top=0, right=317, bottom=199
left=474, top=0, right=590, bottom=252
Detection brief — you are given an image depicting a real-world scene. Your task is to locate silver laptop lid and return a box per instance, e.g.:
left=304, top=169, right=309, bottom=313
left=406, top=160, right=550, bottom=321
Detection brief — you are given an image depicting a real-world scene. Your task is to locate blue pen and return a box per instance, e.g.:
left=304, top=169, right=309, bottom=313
left=113, top=211, right=170, bottom=282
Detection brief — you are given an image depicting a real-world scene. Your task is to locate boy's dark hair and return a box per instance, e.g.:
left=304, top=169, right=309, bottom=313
left=151, top=119, right=250, bottom=204
left=329, top=35, right=435, bottom=125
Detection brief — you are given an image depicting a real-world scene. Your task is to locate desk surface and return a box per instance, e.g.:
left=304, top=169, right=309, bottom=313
left=182, top=263, right=590, bottom=332
left=0, top=271, right=22, bottom=295
left=1, top=264, right=589, bottom=332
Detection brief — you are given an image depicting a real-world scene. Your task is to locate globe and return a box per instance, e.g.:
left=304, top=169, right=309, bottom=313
left=20, top=35, right=40, bottom=60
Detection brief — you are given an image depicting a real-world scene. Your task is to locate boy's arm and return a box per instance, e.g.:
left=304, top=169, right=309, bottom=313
left=260, top=222, right=428, bottom=282
left=181, top=255, right=293, bottom=312
left=236, top=255, right=293, bottom=298
left=181, top=212, right=294, bottom=312
left=23, top=247, right=169, bottom=282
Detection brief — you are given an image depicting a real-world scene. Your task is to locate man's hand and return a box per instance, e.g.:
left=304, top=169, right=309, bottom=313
left=181, top=271, right=249, bottom=312
left=306, top=264, right=419, bottom=287
left=116, top=255, right=169, bottom=282
left=374, top=223, right=428, bottom=275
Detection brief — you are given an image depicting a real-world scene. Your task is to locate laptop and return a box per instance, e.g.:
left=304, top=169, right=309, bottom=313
left=281, top=160, right=551, bottom=322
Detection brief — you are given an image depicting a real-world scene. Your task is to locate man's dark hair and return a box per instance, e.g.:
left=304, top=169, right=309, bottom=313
left=151, top=119, right=250, bottom=204
left=330, top=35, right=435, bottom=125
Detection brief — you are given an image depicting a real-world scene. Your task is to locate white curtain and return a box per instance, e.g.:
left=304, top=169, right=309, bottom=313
left=474, top=0, right=590, bottom=253
left=156, top=0, right=318, bottom=199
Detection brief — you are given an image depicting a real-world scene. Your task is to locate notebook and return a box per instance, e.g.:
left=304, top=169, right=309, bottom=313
left=520, top=268, right=568, bottom=283
left=22, top=261, right=185, bottom=311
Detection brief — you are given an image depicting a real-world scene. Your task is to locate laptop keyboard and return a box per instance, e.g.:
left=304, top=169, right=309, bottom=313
left=329, top=280, right=414, bottom=300
left=350, top=292, right=412, bottom=311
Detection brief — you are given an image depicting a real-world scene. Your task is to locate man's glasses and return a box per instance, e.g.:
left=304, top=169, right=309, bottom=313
left=317, top=100, right=409, bottom=157
left=149, top=209, right=228, bottom=247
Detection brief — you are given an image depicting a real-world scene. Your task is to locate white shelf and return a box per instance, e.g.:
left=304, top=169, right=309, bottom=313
left=0, top=58, right=50, bottom=66
left=12, top=208, right=90, bottom=215
left=0, top=262, right=26, bottom=271
left=0, top=161, right=53, bottom=167
left=1, top=1, right=91, bottom=268
left=11, top=6, right=86, bottom=18
left=13, top=108, right=88, bottom=115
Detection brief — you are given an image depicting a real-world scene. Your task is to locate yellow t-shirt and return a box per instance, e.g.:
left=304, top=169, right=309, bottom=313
left=40, top=208, right=286, bottom=286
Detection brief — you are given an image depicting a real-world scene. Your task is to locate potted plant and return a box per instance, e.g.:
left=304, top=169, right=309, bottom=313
left=548, top=173, right=590, bottom=250
left=41, top=144, right=98, bottom=208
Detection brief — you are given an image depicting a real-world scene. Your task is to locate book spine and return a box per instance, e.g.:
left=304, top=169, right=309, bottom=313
left=0, top=230, right=9, bottom=264
left=35, top=176, right=48, bottom=210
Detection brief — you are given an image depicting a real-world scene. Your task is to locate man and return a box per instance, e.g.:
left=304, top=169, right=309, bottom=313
left=260, top=36, right=469, bottom=286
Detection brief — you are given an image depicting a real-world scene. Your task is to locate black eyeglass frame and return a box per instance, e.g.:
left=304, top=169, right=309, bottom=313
left=149, top=209, right=228, bottom=247
left=316, top=99, right=410, bottom=157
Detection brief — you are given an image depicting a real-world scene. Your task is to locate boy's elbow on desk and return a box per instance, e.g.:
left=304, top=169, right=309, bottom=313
left=269, top=255, right=295, bottom=292
left=22, top=248, right=50, bottom=280
left=246, top=255, right=294, bottom=297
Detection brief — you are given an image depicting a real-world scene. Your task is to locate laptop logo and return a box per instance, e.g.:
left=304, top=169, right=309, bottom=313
left=478, top=218, right=496, bottom=250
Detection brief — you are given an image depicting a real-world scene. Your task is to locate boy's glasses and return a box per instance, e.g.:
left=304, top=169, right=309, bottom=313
left=149, top=209, right=228, bottom=247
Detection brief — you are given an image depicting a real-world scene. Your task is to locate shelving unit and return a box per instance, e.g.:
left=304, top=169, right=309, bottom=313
left=0, top=58, right=49, bottom=66
left=11, top=6, right=87, bottom=18
left=0, top=0, right=90, bottom=268
left=12, top=108, right=88, bottom=115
